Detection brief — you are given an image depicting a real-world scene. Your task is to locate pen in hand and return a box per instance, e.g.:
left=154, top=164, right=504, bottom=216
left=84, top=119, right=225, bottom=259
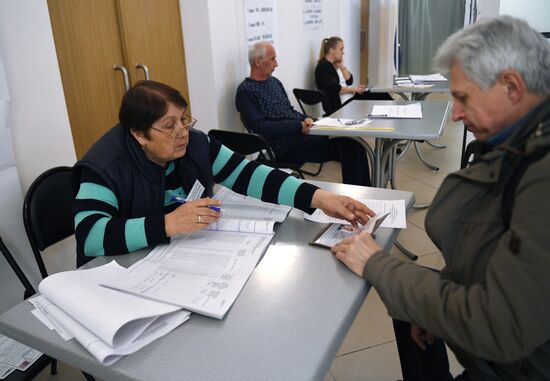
left=170, top=195, right=222, bottom=212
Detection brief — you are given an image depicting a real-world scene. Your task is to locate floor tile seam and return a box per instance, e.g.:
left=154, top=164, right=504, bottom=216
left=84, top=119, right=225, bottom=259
left=334, top=339, right=396, bottom=358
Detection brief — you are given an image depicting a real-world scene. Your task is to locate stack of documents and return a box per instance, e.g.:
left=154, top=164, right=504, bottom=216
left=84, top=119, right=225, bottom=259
left=29, top=262, right=190, bottom=365
left=409, top=73, right=447, bottom=83
left=28, top=187, right=293, bottom=364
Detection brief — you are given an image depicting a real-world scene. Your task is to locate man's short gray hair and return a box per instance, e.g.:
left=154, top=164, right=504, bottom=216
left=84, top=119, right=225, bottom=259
left=248, top=42, right=269, bottom=67
left=434, top=16, right=550, bottom=96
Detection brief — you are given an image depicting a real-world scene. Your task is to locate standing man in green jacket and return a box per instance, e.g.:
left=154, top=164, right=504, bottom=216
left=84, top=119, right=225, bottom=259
left=332, top=16, right=550, bottom=381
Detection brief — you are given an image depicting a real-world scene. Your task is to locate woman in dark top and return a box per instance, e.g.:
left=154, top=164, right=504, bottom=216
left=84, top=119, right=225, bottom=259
left=72, top=80, right=374, bottom=266
left=315, top=37, right=392, bottom=113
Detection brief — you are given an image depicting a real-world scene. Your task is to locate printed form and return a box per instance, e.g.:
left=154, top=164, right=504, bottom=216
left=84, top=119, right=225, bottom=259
left=102, top=229, right=273, bottom=319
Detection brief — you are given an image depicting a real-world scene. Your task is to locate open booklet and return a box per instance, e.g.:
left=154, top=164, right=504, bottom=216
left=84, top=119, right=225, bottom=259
left=28, top=262, right=190, bottom=366
left=101, top=229, right=273, bottom=319
left=206, top=187, right=292, bottom=234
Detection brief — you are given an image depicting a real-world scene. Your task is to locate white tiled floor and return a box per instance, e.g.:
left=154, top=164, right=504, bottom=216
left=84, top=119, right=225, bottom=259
left=36, top=96, right=466, bottom=380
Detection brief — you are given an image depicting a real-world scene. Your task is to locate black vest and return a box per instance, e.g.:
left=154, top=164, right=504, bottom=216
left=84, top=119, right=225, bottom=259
left=72, top=124, right=215, bottom=219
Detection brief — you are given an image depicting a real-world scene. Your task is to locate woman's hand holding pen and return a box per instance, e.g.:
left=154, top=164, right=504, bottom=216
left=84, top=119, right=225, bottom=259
left=164, top=198, right=222, bottom=237
left=310, top=189, right=375, bottom=227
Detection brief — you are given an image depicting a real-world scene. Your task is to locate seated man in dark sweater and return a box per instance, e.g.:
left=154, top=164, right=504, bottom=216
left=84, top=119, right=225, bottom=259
left=235, top=42, right=371, bottom=186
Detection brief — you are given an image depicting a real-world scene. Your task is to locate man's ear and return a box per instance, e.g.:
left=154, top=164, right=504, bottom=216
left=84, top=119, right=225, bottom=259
left=254, top=57, right=262, bottom=68
left=499, top=70, right=526, bottom=104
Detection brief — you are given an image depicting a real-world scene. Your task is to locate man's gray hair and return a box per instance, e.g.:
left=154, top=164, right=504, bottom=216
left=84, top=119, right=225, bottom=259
left=434, top=15, right=550, bottom=95
left=248, top=42, right=269, bottom=67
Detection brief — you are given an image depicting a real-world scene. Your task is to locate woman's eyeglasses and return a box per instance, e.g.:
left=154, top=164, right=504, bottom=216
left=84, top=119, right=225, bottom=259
left=151, top=115, right=197, bottom=139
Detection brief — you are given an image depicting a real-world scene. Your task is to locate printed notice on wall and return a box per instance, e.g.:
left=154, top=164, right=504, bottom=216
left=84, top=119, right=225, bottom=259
left=244, top=0, right=278, bottom=48
left=303, top=0, right=322, bottom=30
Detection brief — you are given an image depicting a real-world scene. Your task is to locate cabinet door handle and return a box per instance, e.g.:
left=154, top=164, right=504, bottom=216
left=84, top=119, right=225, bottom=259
left=113, top=65, right=130, bottom=91
left=136, top=63, right=151, bottom=80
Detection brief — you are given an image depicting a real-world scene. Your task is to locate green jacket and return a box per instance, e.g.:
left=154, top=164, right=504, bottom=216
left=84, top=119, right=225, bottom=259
left=364, top=98, right=550, bottom=380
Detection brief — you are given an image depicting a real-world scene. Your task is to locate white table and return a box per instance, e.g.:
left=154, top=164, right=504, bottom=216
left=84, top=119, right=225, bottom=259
left=0, top=181, right=414, bottom=381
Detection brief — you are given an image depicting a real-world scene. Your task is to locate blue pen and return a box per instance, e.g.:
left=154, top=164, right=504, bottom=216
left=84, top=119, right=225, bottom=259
left=170, top=195, right=222, bottom=212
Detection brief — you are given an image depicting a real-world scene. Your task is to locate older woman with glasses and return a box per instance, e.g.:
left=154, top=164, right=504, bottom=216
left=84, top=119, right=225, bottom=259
left=72, top=80, right=374, bottom=267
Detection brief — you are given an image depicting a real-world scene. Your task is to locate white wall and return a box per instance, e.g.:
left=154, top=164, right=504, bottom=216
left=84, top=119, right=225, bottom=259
left=0, top=1, right=76, bottom=192
left=181, top=0, right=362, bottom=133
left=499, top=0, right=550, bottom=32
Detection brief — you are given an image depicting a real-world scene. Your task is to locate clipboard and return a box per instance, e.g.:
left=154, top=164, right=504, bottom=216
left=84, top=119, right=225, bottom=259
left=309, top=212, right=390, bottom=250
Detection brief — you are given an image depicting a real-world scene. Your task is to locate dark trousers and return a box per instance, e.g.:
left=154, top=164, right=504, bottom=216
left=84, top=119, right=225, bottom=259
left=278, top=135, right=371, bottom=186
left=393, top=319, right=455, bottom=381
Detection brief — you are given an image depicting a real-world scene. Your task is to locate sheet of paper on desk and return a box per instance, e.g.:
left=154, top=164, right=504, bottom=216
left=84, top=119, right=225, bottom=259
left=305, top=199, right=406, bottom=229
left=409, top=73, right=447, bottom=83
left=313, top=117, right=373, bottom=129
left=102, top=230, right=273, bottom=319
left=29, top=262, right=190, bottom=365
left=370, top=103, right=422, bottom=119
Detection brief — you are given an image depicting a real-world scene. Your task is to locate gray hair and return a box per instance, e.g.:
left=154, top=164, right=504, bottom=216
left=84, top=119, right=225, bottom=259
left=248, top=42, right=269, bottom=66
left=434, top=15, right=550, bottom=96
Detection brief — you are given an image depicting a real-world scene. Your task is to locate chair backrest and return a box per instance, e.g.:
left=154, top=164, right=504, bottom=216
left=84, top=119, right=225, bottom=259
left=208, top=129, right=276, bottom=161
left=23, top=166, right=74, bottom=279
left=0, top=235, right=36, bottom=299
left=209, top=128, right=305, bottom=178
left=292, top=88, right=331, bottom=117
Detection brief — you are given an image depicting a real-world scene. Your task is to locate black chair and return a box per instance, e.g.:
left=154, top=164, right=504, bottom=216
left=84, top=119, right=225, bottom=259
left=22, top=167, right=97, bottom=381
left=0, top=234, right=57, bottom=380
left=238, top=114, right=323, bottom=177
left=23, top=167, right=74, bottom=279
left=208, top=129, right=307, bottom=178
left=292, top=88, right=332, bottom=117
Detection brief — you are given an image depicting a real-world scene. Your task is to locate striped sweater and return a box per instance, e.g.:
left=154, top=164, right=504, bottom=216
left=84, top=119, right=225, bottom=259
left=73, top=129, right=318, bottom=260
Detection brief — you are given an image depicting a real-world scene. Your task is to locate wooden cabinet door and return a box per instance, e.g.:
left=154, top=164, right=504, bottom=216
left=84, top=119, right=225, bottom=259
left=117, top=0, right=191, bottom=108
left=48, top=0, right=127, bottom=159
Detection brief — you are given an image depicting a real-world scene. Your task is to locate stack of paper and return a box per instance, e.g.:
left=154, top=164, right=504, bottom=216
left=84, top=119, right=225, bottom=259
left=207, top=187, right=292, bottom=234
left=29, top=262, right=190, bottom=365
left=409, top=73, right=447, bottom=83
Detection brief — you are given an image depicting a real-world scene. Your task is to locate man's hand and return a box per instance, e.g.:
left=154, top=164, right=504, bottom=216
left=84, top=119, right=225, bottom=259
left=331, top=231, right=382, bottom=276
left=311, top=189, right=375, bottom=227
left=301, top=117, right=314, bottom=134
left=410, top=324, right=436, bottom=350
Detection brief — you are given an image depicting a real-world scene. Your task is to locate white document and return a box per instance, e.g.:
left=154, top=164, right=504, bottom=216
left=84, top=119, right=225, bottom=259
left=305, top=199, right=407, bottom=229
left=102, top=230, right=273, bottom=319
left=0, top=334, right=41, bottom=372
left=370, top=103, right=422, bottom=119
left=185, top=179, right=206, bottom=201
left=213, top=187, right=292, bottom=222
left=312, top=117, right=373, bottom=129
left=31, top=262, right=190, bottom=365
left=409, top=73, right=447, bottom=83
left=207, top=218, right=276, bottom=234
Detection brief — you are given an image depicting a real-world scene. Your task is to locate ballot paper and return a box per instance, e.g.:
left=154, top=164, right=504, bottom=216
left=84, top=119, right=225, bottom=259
left=29, top=262, right=190, bottom=365
left=305, top=198, right=407, bottom=229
